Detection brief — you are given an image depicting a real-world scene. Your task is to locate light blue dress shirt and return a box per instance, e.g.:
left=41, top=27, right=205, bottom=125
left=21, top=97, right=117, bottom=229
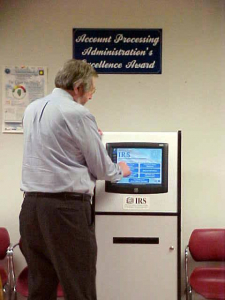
left=21, top=88, right=122, bottom=195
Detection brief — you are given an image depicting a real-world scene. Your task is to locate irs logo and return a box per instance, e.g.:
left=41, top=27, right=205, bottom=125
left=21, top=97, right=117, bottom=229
left=126, top=197, right=134, bottom=204
left=123, top=195, right=150, bottom=210
left=135, top=197, right=147, bottom=204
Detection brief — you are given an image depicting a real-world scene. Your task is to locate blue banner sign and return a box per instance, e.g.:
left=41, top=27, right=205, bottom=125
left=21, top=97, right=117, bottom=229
left=73, top=28, right=162, bottom=74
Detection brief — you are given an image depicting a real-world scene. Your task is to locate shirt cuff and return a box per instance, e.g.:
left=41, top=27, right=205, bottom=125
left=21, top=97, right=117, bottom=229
left=115, top=164, right=123, bottom=182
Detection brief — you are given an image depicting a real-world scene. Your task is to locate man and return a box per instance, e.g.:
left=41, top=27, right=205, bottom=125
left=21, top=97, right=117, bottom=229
left=20, top=59, right=131, bottom=300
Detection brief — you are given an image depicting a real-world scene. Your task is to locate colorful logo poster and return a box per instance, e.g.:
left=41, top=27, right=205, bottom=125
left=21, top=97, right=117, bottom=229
left=2, top=66, right=47, bottom=133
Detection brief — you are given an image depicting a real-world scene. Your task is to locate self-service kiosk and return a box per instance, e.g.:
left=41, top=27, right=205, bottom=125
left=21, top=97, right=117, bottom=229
left=95, top=132, right=181, bottom=300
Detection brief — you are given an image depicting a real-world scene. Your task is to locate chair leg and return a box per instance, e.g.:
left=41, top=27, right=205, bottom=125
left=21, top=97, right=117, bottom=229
left=186, top=285, right=192, bottom=300
left=3, top=283, right=11, bottom=300
left=11, top=288, right=17, bottom=300
left=4, top=285, right=17, bottom=300
left=3, top=289, right=11, bottom=300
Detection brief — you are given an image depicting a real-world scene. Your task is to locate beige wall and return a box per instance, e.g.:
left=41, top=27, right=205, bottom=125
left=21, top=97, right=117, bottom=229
left=0, top=0, right=224, bottom=298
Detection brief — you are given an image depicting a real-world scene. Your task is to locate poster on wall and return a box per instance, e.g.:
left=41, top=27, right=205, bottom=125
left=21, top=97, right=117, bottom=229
left=73, top=28, right=162, bottom=74
left=2, top=66, right=47, bottom=133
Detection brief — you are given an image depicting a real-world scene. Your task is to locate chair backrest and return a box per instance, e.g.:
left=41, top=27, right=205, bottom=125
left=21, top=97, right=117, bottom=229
left=0, top=227, right=10, bottom=260
left=189, top=229, right=225, bottom=261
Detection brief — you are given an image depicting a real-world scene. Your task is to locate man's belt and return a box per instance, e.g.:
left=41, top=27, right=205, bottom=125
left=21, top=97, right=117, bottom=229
left=24, top=192, right=91, bottom=201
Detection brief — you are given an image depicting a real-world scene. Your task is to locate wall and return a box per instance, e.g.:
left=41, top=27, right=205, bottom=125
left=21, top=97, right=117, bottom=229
left=0, top=0, right=224, bottom=298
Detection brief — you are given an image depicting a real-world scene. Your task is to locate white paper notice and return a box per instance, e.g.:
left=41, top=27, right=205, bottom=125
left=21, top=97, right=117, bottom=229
left=2, top=66, right=47, bottom=133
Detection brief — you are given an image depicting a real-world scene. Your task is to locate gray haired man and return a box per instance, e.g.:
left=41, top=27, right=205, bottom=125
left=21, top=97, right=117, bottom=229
left=20, top=59, right=130, bottom=300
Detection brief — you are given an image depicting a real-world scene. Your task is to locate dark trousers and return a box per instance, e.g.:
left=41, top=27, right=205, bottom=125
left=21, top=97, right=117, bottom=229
left=19, top=194, right=97, bottom=300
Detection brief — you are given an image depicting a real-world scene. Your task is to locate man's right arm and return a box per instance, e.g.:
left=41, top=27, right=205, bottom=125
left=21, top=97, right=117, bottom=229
left=74, top=114, right=131, bottom=182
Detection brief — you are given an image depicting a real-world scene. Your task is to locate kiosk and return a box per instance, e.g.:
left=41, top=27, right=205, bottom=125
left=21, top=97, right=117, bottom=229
left=95, top=131, right=181, bottom=300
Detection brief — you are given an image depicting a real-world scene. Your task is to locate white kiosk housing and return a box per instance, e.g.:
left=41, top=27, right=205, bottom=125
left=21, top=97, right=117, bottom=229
left=95, top=131, right=181, bottom=300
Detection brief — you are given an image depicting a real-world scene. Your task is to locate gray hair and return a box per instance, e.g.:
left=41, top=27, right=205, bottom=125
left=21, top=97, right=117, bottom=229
left=55, top=59, right=98, bottom=92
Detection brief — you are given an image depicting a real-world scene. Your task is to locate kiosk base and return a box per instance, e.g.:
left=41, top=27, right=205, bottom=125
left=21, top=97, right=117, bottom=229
left=96, top=215, right=178, bottom=300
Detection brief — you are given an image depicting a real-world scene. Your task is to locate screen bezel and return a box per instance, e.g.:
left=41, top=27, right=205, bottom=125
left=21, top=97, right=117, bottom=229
left=105, top=142, right=168, bottom=194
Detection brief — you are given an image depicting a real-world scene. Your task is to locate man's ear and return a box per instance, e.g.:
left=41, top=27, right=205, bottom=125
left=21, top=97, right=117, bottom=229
left=73, top=79, right=83, bottom=95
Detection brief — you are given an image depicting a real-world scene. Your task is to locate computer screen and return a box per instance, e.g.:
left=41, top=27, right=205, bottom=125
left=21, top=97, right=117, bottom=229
left=105, top=142, right=168, bottom=194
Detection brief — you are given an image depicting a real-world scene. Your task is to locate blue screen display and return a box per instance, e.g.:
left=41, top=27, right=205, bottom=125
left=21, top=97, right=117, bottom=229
left=112, top=148, right=163, bottom=184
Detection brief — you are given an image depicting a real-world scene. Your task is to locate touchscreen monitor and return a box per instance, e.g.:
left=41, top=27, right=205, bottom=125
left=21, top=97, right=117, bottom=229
left=105, top=142, right=168, bottom=194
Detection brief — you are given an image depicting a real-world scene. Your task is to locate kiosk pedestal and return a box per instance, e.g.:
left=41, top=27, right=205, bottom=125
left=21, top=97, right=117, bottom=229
left=95, top=132, right=181, bottom=300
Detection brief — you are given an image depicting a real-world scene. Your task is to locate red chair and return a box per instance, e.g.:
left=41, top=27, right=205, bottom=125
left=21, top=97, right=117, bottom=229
left=15, top=266, right=64, bottom=298
left=0, top=227, right=10, bottom=298
left=10, top=239, right=64, bottom=299
left=185, top=229, right=225, bottom=300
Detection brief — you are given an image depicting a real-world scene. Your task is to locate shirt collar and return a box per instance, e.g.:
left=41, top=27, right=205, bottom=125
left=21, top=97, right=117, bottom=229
left=52, top=88, right=74, bottom=102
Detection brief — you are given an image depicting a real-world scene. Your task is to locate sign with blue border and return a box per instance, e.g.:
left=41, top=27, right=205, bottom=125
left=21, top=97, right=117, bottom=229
left=73, top=28, right=162, bottom=74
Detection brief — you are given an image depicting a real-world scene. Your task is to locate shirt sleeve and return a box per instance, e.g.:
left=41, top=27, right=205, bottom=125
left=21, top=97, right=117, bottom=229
left=74, top=112, right=123, bottom=182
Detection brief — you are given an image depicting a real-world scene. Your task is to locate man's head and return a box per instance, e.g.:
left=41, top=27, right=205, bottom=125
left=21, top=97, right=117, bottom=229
left=55, top=59, right=98, bottom=105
